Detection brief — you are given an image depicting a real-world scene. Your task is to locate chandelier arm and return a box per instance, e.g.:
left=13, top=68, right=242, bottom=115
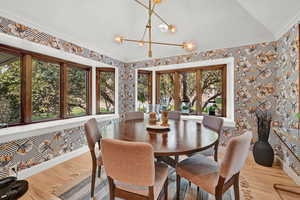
left=133, top=0, right=169, bottom=26
left=123, top=38, right=184, bottom=47
left=148, top=0, right=152, bottom=57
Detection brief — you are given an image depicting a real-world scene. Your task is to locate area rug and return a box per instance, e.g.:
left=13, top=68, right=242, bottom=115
left=58, top=169, right=234, bottom=200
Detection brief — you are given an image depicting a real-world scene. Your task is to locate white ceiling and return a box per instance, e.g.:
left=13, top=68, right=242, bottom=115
left=0, top=0, right=299, bottom=62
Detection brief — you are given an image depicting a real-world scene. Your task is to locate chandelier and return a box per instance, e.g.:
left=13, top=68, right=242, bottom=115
left=114, top=0, right=197, bottom=57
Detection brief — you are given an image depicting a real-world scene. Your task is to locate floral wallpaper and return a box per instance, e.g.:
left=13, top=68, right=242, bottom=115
left=274, top=24, right=300, bottom=176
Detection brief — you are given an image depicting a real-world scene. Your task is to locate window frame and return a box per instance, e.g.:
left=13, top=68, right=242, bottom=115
left=0, top=44, right=92, bottom=127
left=96, top=67, right=116, bottom=115
left=155, top=64, right=227, bottom=117
left=137, top=70, right=153, bottom=112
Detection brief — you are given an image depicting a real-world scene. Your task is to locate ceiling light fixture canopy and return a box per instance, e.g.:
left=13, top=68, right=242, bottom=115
left=114, top=0, right=197, bottom=57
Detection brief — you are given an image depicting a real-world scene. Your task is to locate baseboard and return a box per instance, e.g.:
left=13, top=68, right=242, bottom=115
left=276, top=156, right=300, bottom=185
left=18, top=145, right=89, bottom=179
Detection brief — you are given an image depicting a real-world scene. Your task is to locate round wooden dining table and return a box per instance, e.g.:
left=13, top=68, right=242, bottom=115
left=102, top=119, right=219, bottom=167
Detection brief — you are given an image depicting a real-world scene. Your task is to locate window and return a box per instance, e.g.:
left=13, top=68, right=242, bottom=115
left=137, top=70, right=152, bottom=112
left=96, top=68, right=115, bottom=114
left=156, top=72, right=175, bottom=111
left=200, top=69, right=225, bottom=116
left=32, top=58, right=60, bottom=121
left=0, top=45, right=92, bottom=127
left=67, top=66, right=89, bottom=117
left=156, top=65, right=226, bottom=117
left=180, top=71, right=196, bottom=114
left=0, top=51, right=21, bottom=125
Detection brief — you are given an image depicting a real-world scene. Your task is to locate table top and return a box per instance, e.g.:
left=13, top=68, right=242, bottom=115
left=102, top=119, right=219, bottom=156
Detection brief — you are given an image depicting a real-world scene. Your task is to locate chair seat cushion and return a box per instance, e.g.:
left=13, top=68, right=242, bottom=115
left=188, top=147, right=214, bottom=157
left=176, top=154, right=220, bottom=194
left=115, top=162, right=168, bottom=199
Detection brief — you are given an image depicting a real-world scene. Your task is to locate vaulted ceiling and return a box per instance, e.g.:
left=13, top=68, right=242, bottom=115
left=0, top=0, right=300, bottom=62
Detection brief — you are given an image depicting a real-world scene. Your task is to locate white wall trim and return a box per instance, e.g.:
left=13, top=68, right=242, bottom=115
left=0, top=114, right=119, bottom=144
left=134, top=57, right=235, bottom=122
left=18, top=145, right=89, bottom=179
left=275, top=10, right=300, bottom=40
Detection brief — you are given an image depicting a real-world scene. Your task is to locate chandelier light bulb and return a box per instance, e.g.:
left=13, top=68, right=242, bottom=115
left=114, top=36, right=124, bottom=44
left=158, top=24, right=169, bottom=32
left=138, top=41, right=145, bottom=47
left=153, top=0, right=162, bottom=4
left=168, top=24, right=177, bottom=33
left=183, top=41, right=197, bottom=51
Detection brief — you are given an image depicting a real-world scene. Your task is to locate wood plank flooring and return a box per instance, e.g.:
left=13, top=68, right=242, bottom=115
left=20, top=152, right=299, bottom=200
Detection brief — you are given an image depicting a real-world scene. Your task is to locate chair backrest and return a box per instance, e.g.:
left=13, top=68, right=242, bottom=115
left=124, top=111, right=144, bottom=121
left=168, top=111, right=181, bottom=121
left=84, top=118, right=101, bottom=151
left=101, top=138, right=155, bottom=186
left=203, top=116, right=224, bottom=134
left=220, top=131, right=252, bottom=180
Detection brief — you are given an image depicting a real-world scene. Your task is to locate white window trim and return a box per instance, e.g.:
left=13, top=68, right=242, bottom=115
left=135, top=57, right=235, bottom=126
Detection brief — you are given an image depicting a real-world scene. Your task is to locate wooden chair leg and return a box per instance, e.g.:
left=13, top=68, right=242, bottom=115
left=215, top=193, right=223, bottom=200
left=108, top=177, right=115, bottom=200
left=234, top=174, right=240, bottom=200
left=214, top=141, right=219, bottom=162
left=176, top=175, right=181, bottom=200
left=97, top=165, right=101, bottom=178
left=91, top=164, right=97, bottom=198
left=164, top=178, right=168, bottom=200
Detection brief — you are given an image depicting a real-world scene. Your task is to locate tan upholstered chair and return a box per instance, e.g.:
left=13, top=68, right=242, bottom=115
left=84, top=118, right=103, bottom=199
left=168, top=111, right=181, bottom=121
left=199, top=116, right=224, bottom=161
left=124, top=111, right=144, bottom=121
left=101, top=138, right=169, bottom=200
left=176, top=131, right=252, bottom=200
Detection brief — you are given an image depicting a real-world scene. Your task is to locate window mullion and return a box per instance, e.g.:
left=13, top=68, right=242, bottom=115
left=21, top=54, right=32, bottom=124
left=87, top=69, right=93, bottom=115
left=60, top=63, right=68, bottom=119
left=155, top=72, right=160, bottom=104
left=196, top=70, right=202, bottom=115
left=96, top=70, right=101, bottom=114
left=148, top=72, right=153, bottom=104
left=174, top=72, right=181, bottom=111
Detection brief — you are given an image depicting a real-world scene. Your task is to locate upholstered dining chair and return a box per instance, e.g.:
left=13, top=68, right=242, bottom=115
left=84, top=118, right=103, bottom=199
left=101, top=138, right=169, bottom=200
left=199, top=116, right=224, bottom=161
left=176, top=131, right=252, bottom=200
left=124, top=111, right=144, bottom=121
left=168, top=111, right=181, bottom=121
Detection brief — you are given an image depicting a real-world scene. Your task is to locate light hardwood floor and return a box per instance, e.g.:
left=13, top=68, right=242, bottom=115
left=20, top=152, right=299, bottom=200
